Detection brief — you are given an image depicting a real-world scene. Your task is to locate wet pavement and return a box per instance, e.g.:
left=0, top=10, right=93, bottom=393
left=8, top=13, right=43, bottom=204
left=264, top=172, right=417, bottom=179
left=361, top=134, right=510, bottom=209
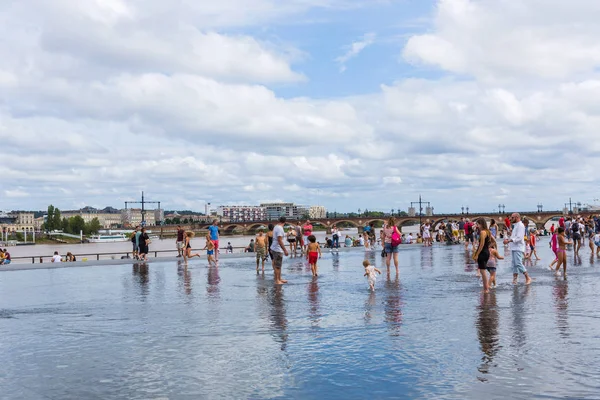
left=1, top=239, right=599, bottom=399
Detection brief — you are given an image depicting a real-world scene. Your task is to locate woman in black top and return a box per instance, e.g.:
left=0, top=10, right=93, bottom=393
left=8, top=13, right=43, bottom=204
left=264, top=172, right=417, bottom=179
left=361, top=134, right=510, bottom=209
left=267, top=223, right=274, bottom=260
left=139, top=228, right=150, bottom=261
left=473, top=218, right=493, bottom=294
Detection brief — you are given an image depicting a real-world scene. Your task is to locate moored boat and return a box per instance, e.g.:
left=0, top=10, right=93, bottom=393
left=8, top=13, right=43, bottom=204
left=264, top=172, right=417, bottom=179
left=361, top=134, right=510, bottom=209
left=87, top=234, right=128, bottom=243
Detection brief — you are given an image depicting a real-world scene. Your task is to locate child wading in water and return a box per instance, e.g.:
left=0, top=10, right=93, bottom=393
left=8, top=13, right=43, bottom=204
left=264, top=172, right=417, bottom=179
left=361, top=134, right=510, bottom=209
left=203, top=234, right=217, bottom=266
left=183, top=231, right=201, bottom=262
left=487, top=242, right=504, bottom=289
left=525, top=229, right=541, bottom=260
left=549, top=230, right=559, bottom=270
left=363, top=260, right=381, bottom=291
left=306, top=235, right=322, bottom=276
left=555, top=227, right=572, bottom=277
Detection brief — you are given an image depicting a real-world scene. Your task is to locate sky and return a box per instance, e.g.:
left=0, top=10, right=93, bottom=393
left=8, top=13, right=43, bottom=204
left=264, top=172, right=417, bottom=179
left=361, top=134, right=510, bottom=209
left=2, top=0, right=600, bottom=214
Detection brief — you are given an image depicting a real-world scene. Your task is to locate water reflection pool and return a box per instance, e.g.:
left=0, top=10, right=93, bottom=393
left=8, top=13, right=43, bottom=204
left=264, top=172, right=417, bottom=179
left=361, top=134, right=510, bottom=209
left=1, top=242, right=600, bottom=399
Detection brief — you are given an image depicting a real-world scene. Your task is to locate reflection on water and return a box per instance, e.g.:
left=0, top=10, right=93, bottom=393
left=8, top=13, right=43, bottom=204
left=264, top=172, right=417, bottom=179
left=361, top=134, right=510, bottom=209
left=553, top=278, right=569, bottom=339
left=2, top=241, right=600, bottom=398
left=308, top=278, right=320, bottom=327
left=384, top=274, right=402, bottom=336
left=510, top=284, right=531, bottom=351
left=268, top=285, right=287, bottom=350
left=132, top=262, right=150, bottom=299
left=177, top=261, right=193, bottom=298
left=476, top=292, right=499, bottom=378
left=364, top=291, right=377, bottom=324
left=206, top=266, right=220, bottom=299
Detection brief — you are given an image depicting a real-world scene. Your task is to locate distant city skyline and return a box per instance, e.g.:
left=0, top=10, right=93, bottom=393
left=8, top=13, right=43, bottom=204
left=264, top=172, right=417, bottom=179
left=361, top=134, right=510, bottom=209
left=1, top=198, right=591, bottom=216
left=3, top=1, right=600, bottom=212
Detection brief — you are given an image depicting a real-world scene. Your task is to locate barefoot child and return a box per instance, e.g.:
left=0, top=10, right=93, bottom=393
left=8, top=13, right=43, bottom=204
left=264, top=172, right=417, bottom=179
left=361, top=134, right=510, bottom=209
left=203, top=234, right=217, bottom=266
left=555, top=227, right=572, bottom=277
left=183, top=231, right=201, bottom=262
left=487, top=242, right=504, bottom=289
left=363, top=260, right=381, bottom=291
left=529, top=229, right=540, bottom=260
left=255, top=229, right=268, bottom=273
left=306, top=235, right=322, bottom=276
left=549, top=230, right=559, bottom=270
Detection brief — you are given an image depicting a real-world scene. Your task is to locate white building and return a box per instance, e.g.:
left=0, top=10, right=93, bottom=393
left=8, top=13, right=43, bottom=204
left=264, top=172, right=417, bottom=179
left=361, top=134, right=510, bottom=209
left=309, top=206, right=327, bottom=219
left=217, top=206, right=266, bottom=222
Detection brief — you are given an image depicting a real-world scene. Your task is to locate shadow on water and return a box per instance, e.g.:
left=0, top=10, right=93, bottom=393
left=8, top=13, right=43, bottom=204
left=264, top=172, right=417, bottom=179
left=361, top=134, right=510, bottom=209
left=476, top=292, right=499, bottom=380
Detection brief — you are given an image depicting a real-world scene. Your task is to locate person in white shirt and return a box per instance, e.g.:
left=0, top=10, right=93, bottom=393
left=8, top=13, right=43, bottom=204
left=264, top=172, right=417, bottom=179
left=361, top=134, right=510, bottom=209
left=51, top=251, right=62, bottom=263
left=407, top=233, right=413, bottom=244
left=503, top=213, right=532, bottom=285
left=270, top=216, right=289, bottom=284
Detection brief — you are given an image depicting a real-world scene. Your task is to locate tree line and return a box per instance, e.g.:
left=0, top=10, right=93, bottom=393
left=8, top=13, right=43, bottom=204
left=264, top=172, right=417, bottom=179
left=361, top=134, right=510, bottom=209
left=43, top=205, right=101, bottom=235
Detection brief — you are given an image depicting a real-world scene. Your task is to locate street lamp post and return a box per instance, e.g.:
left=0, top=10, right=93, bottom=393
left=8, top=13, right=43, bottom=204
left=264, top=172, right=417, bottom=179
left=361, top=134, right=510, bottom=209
left=466, top=206, right=469, bottom=215
left=411, top=195, right=431, bottom=231
left=461, top=206, right=464, bottom=215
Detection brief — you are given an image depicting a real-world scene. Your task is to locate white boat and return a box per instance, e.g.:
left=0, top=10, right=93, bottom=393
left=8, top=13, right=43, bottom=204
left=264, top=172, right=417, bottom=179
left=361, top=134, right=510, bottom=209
left=87, top=234, right=129, bottom=243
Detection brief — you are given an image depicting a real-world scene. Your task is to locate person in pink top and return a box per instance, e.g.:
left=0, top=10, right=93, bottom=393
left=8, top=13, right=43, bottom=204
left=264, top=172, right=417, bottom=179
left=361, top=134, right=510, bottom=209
left=381, top=216, right=401, bottom=274
left=302, top=220, right=313, bottom=253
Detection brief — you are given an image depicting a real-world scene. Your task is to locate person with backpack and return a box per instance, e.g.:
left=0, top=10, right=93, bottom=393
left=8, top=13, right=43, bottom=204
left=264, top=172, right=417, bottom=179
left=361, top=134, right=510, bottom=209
left=382, top=217, right=401, bottom=275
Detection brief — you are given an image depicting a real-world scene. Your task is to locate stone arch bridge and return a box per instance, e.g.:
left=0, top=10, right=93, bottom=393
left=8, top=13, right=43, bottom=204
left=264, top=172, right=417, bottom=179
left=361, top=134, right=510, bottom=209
left=159, top=210, right=592, bottom=235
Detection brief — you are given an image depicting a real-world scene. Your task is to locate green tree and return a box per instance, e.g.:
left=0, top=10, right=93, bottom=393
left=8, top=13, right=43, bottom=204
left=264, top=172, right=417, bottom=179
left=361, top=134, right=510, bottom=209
left=164, top=218, right=172, bottom=225
left=46, top=205, right=55, bottom=231
left=87, top=217, right=101, bottom=234
left=61, top=217, right=70, bottom=233
left=173, top=217, right=181, bottom=225
left=69, top=215, right=86, bottom=234
left=183, top=218, right=189, bottom=224
left=53, top=209, right=62, bottom=231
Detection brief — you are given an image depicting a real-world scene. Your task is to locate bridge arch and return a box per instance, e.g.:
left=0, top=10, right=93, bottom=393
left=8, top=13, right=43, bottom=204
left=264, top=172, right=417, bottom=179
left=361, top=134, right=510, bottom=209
left=333, top=220, right=359, bottom=228
left=222, top=224, right=244, bottom=233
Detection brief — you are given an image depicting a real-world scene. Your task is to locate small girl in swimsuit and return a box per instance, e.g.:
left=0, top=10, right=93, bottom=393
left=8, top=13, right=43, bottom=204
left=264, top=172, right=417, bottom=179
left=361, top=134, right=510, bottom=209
left=306, top=235, right=322, bottom=276
left=184, top=231, right=201, bottom=261
left=487, top=242, right=504, bottom=289
left=555, top=227, right=572, bottom=277
left=363, top=260, right=381, bottom=291
left=203, top=234, right=217, bottom=266
left=549, top=230, right=559, bottom=270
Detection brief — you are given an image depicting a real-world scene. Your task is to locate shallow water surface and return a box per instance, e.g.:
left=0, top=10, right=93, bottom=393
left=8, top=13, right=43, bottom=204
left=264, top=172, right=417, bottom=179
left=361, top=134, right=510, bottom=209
left=1, top=240, right=600, bottom=399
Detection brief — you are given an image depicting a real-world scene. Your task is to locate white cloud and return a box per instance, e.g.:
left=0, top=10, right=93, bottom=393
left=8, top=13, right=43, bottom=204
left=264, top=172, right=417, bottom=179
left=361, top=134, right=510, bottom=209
left=4, top=189, right=29, bottom=198
left=2, top=0, right=600, bottom=214
left=336, top=33, right=376, bottom=72
left=403, top=0, right=600, bottom=82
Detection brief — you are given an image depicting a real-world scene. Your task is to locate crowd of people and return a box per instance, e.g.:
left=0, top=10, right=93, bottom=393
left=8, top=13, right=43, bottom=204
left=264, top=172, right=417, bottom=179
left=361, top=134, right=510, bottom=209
left=17, top=213, right=600, bottom=295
